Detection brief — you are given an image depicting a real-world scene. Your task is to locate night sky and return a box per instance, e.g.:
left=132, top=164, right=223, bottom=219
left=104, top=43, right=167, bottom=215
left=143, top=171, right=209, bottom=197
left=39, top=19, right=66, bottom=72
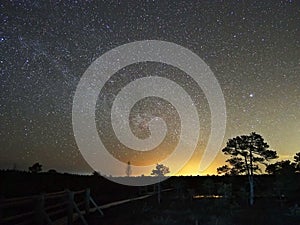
left=1, top=0, right=299, bottom=176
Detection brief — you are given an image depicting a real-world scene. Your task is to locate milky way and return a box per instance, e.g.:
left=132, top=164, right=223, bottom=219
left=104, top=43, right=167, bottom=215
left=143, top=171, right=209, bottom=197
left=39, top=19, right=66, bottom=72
left=1, top=1, right=299, bottom=175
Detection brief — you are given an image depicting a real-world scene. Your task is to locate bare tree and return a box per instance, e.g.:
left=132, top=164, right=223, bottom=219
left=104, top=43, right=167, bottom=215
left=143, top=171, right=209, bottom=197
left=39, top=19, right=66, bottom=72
left=126, top=161, right=132, bottom=177
left=294, top=152, right=300, bottom=172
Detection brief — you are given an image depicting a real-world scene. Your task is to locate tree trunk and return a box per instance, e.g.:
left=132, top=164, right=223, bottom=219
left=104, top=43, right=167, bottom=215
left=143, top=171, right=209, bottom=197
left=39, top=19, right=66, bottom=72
left=249, top=145, right=254, bottom=206
left=249, top=176, right=254, bottom=206
left=157, top=182, right=161, bottom=204
left=244, top=155, right=254, bottom=206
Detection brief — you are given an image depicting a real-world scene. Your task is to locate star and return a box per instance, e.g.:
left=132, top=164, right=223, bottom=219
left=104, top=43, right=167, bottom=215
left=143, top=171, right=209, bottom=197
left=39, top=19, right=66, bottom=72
left=0, top=0, right=299, bottom=176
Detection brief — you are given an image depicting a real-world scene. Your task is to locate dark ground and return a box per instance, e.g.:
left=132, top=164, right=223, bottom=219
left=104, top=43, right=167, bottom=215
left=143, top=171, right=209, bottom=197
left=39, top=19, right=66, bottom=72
left=1, top=171, right=300, bottom=225
left=82, top=190, right=300, bottom=225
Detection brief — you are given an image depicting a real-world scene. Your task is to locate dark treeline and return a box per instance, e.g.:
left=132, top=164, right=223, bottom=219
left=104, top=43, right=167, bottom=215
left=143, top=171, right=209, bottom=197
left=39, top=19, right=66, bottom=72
left=0, top=170, right=138, bottom=204
left=1, top=170, right=300, bottom=205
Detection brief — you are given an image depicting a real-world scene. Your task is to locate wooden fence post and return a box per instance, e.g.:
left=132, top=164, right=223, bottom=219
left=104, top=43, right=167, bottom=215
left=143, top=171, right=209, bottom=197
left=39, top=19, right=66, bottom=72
left=35, top=194, right=45, bottom=225
left=0, top=196, right=3, bottom=224
left=85, top=188, right=90, bottom=215
left=66, top=189, right=74, bottom=225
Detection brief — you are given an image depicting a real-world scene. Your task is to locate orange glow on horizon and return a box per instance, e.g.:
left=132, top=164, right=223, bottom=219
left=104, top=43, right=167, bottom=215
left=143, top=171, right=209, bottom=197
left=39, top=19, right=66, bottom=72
left=176, top=151, right=227, bottom=176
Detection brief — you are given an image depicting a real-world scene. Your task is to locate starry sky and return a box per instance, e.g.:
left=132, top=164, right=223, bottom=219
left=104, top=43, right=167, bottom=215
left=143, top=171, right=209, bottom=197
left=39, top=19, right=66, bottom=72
left=1, top=0, right=299, bottom=176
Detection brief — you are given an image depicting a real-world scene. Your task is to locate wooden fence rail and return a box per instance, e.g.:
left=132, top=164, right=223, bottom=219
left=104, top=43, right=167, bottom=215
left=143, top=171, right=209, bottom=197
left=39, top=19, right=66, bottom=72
left=0, top=188, right=103, bottom=225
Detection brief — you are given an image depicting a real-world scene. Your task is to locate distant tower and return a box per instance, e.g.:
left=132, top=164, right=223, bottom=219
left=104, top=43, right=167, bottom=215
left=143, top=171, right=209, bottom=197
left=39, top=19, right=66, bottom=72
left=126, top=161, right=132, bottom=177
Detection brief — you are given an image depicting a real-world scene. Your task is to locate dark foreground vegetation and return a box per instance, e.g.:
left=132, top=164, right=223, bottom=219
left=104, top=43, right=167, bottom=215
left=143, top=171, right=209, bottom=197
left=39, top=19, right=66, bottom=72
left=84, top=187, right=300, bottom=225
left=1, top=170, right=300, bottom=225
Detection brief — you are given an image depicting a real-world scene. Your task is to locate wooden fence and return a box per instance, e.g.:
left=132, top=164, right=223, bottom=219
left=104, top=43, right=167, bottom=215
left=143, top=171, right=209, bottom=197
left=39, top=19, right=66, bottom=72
left=0, top=188, right=103, bottom=225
